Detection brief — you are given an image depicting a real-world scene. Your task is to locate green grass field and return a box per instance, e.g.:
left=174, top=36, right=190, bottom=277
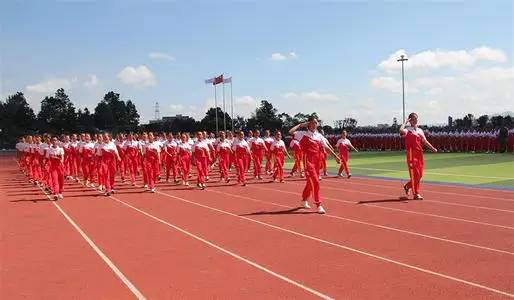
left=285, top=152, right=514, bottom=189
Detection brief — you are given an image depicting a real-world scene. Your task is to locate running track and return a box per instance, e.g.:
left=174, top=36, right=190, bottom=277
left=1, top=155, right=513, bottom=299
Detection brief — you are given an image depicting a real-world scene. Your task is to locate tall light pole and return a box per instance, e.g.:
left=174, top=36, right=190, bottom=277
left=397, top=54, right=408, bottom=122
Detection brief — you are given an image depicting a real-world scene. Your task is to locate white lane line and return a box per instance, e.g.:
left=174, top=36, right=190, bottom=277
left=103, top=192, right=333, bottom=300
left=250, top=185, right=514, bottom=230
left=323, top=177, right=514, bottom=203
left=307, top=182, right=514, bottom=214
left=153, top=189, right=514, bottom=299
left=206, top=189, right=514, bottom=256
left=38, top=187, right=146, bottom=300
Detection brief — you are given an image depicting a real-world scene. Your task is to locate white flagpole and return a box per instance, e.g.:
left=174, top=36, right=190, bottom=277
left=214, top=82, right=219, bottom=134
left=230, top=80, right=234, bottom=131
left=222, top=83, right=226, bottom=132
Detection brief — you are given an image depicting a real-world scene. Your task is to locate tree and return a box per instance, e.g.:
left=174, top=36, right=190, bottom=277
left=233, top=116, right=247, bottom=131
left=490, top=115, right=504, bottom=128
left=0, top=92, right=36, bottom=147
left=94, top=101, right=114, bottom=130
left=93, top=91, right=140, bottom=131
left=246, top=100, right=283, bottom=131
left=333, top=120, right=343, bottom=130
left=342, top=117, right=358, bottom=129
left=37, top=88, right=77, bottom=133
left=125, top=100, right=140, bottom=129
left=76, top=108, right=95, bottom=132
left=477, top=115, right=489, bottom=129
left=199, top=107, right=231, bottom=132
left=462, top=113, right=475, bottom=129
left=279, top=113, right=296, bottom=129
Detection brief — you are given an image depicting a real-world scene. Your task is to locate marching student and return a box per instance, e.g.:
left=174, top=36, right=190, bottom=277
left=100, top=133, right=121, bottom=196
left=94, top=134, right=105, bottom=191
left=336, top=130, right=358, bottom=178
left=289, top=116, right=340, bottom=214
left=164, top=133, right=179, bottom=183
left=143, top=132, right=161, bottom=193
left=263, top=130, right=275, bottom=174
left=289, top=135, right=303, bottom=177
left=250, top=130, right=268, bottom=180
left=79, top=134, right=96, bottom=187
left=177, top=133, right=192, bottom=186
left=270, top=131, right=291, bottom=183
left=47, top=136, right=65, bottom=200
left=233, top=131, right=252, bottom=186
left=399, top=113, right=437, bottom=200
left=216, top=131, right=233, bottom=183
left=123, top=133, right=141, bottom=186
left=115, top=134, right=127, bottom=182
left=192, top=131, right=210, bottom=189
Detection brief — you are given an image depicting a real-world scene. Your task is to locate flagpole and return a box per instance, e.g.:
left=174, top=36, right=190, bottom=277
left=230, top=80, right=234, bottom=131
left=214, top=83, right=219, bottom=134
left=222, top=81, right=226, bottom=132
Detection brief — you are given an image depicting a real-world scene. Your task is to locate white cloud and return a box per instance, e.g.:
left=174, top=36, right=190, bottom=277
left=169, top=104, right=185, bottom=112
left=84, top=74, right=99, bottom=87
left=370, top=77, right=403, bottom=93
left=26, top=78, right=74, bottom=93
left=283, top=91, right=339, bottom=102
left=270, top=52, right=298, bottom=61
left=118, top=65, right=157, bottom=88
left=235, top=95, right=258, bottom=106
left=378, top=46, right=507, bottom=72
left=149, top=52, right=175, bottom=61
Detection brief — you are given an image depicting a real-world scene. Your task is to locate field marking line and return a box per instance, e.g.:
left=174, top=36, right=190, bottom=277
left=151, top=188, right=514, bottom=299
left=98, top=191, right=333, bottom=300
left=37, top=186, right=146, bottom=300
left=250, top=185, right=514, bottom=230
left=205, top=188, right=514, bottom=256
left=348, top=166, right=514, bottom=180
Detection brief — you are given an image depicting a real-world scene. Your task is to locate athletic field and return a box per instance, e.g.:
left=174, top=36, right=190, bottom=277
left=285, top=152, right=514, bottom=189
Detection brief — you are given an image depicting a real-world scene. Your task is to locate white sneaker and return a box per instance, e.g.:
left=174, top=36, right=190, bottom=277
left=143, top=184, right=148, bottom=189
left=151, top=188, right=156, bottom=193
left=337, top=173, right=343, bottom=177
left=185, top=181, right=190, bottom=186
left=58, top=194, right=64, bottom=199
left=301, top=201, right=311, bottom=209
left=317, top=206, right=326, bottom=214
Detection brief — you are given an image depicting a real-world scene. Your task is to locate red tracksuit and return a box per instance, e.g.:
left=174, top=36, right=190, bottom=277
left=144, top=142, right=161, bottom=189
left=233, top=139, right=250, bottom=184
left=264, top=137, right=274, bottom=174
left=80, top=142, right=96, bottom=183
left=177, top=143, right=192, bottom=182
left=115, top=141, right=126, bottom=181
left=271, top=140, right=287, bottom=181
left=193, top=141, right=210, bottom=185
left=164, top=140, right=178, bottom=181
left=123, top=140, right=140, bottom=184
left=101, top=142, right=118, bottom=193
left=402, top=127, right=426, bottom=195
left=251, top=138, right=266, bottom=177
left=290, top=139, right=303, bottom=175
left=295, top=131, right=326, bottom=207
left=336, top=138, right=352, bottom=175
left=217, top=140, right=232, bottom=181
left=47, top=146, right=64, bottom=195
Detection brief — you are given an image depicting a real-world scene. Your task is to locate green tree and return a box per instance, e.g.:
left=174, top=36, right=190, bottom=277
left=477, top=115, right=489, bottom=129
left=126, top=100, right=140, bottom=129
left=76, top=108, right=96, bottom=132
left=37, top=88, right=77, bottom=133
left=0, top=92, right=37, bottom=147
left=200, top=107, right=231, bottom=132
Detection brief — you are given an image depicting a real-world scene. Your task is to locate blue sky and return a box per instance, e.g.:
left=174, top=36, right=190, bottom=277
left=1, top=0, right=513, bottom=126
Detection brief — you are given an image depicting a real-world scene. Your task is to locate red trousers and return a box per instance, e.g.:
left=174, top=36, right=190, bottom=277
left=219, top=152, right=230, bottom=180
left=96, top=156, right=105, bottom=187
left=179, top=153, right=191, bottom=181
left=125, top=155, right=139, bottom=184
left=81, top=157, right=95, bottom=183
left=144, top=155, right=159, bottom=189
left=291, top=150, right=303, bottom=174
left=338, top=151, right=349, bottom=175
left=272, top=153, right=285, bottom=181
left=319, top=151, right=327, bottom=175
left=101, top=155, right=116, bottom=193
left=265, top=152, right=273, bottom=173
left=252, top=151, right=264, bottom=177
left=405, top=149, right=424, bottom=195
left=236, top=152, right=248, bottom=183
left=49, top=160, right=64, bottom=194
left=165, top=154, right=177, bottom=181
left=195, top=156, right=208, bottom=184
left=302, top=155, right=321, bottom=206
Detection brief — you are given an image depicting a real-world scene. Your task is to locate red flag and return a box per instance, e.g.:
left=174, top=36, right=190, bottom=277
left=213, top=74, right=223, bottom=85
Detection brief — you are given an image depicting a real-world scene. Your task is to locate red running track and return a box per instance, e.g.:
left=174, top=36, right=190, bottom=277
left=2, top=155, right=513, bottom=299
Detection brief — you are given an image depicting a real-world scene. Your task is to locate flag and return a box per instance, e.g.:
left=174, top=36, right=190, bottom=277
left=223, top=77, right=232, bottom=83
left=213, top=74, right=224, bottom=85
left=205, top=78, right=214, bottom=84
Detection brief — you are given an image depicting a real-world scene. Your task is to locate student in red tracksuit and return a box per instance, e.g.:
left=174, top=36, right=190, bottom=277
left=216, top=131, right=233, bottom=183
left=177, top=133, right=192, bottom=186
left=227, top=131, right=236, bottom=171
left=164, top=133, right=179, bottom=183
left=250, top=130, right=268, bottom=180
left=245, top=130, right=253, bottom=173
left=123, top=133, right=140, bottom=186
left=270, top=131, right=291, bottom=183
left=289, top=137, right=303, bottom=177
left=289, top=116, right=340, bottom=214
left=143, top=133, right=161, bottom=193
left=115, top=134, right=127, bottom=182
left=69, top=134, right=79, bottom=180
left=100, top=133, right=121, bottom=196
left=233, top=131, right=252, bottom=186
left=62, top=135, right=72, bottom=178
left=400, top=113, right=437, bottom=200
left=47, top=136, right=65, bottom=200
left=79, top=134, right=96, bottom=187
left=263, top=130, right=274, bottom=174
left=336, top=130, right=358, bottom=178
left=192, top=132, right=210, bottom=190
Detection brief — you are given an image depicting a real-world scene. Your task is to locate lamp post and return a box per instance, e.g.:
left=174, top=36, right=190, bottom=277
left=397, top=54, right=408, bottom=122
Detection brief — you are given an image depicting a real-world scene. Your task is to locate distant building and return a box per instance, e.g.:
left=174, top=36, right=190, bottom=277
left=149, top=114, right=190, bottom=124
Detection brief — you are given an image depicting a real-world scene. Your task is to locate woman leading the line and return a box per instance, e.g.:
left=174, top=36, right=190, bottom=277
left=289, top=116, right=340, bottom=214
left=336, top=130, right=358, bottom=178
left=399, top=113, right=437, bottom=200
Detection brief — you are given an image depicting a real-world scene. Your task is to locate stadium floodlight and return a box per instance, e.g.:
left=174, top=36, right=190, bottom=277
left=397, top=54, right=408, bottom=122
